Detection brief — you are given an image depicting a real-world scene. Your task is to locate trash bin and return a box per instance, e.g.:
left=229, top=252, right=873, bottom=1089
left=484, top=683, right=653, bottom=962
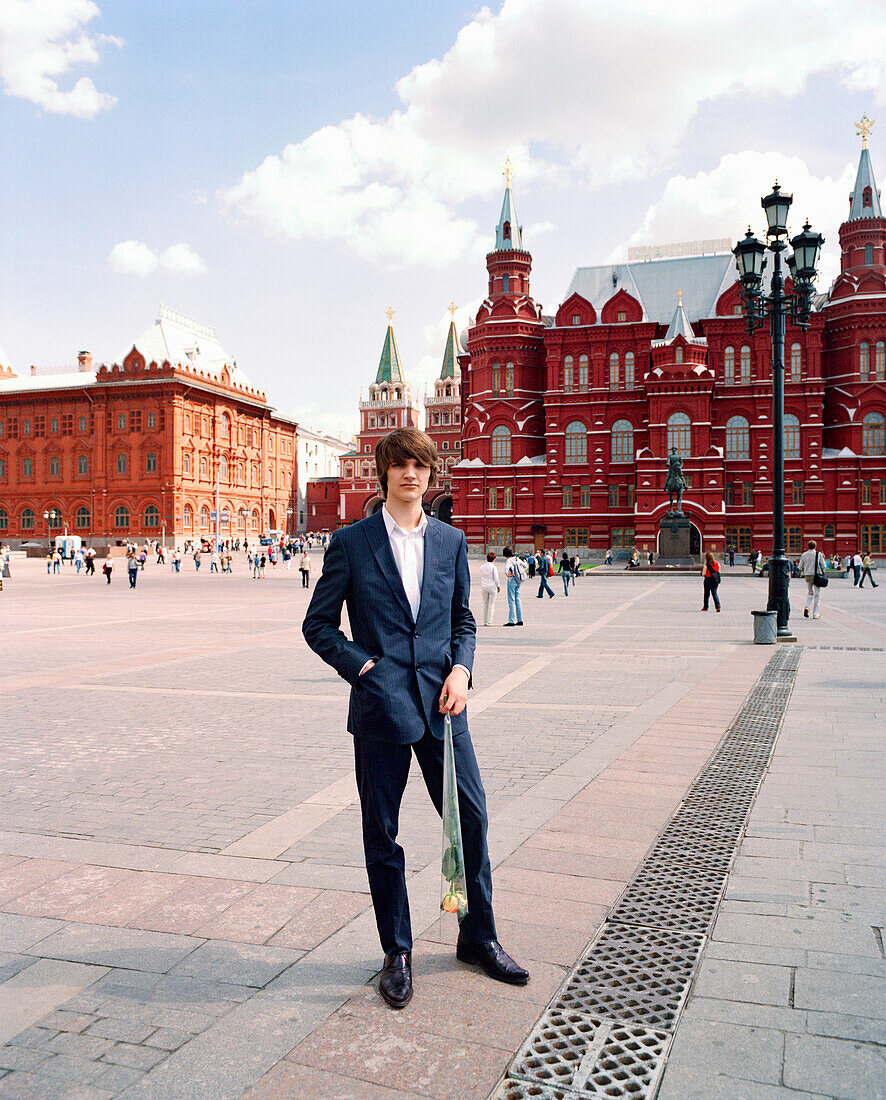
left=752, top=609, right=777, bottom=644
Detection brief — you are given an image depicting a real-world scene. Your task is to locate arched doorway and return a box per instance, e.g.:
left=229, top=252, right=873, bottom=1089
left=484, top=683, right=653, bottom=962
left=655, top=519, right=702, bottom=557
left=365, top=496, right=384, bottom=517
left=427, top=494, right=453, bottom=524
left=268, top=507, right=276, bottom=529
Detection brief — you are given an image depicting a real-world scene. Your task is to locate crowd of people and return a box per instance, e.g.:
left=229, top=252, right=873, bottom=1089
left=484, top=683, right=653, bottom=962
left=478, top=547, right=588, bottom=626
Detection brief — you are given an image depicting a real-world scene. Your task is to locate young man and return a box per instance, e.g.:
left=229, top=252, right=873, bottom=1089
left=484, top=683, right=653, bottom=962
left=303, top=427, right=528, bottom=1009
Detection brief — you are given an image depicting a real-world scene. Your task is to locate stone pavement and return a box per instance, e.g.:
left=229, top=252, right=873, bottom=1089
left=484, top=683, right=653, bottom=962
left=0, top=552, right=883, bottom=1099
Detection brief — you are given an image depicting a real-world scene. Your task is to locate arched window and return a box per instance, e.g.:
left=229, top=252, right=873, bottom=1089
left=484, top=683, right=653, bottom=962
left=609, top=352, right=619, bottom=390
left=863, top=186, right=873, bottom=208
left=75, top=506, right=90, bottom=529
left=783, top=414, right=800, bottom=459
left=200, top=457, right=207, bottom=477
left=866, top=244, right=873, bottom=265
left=491, top=426, right=511, bottom=465
left=624, top=351, right=634, bottom=389
left=667, top=412, right=691, bottom=456
left=492, top=362, right=501, bottom=394
left=740, top=345, right=751, bottom=384
left=251, top=508, right=260, bottom=530
left=502, top=220, right=511, bottom=241
left=183, top=504, right=193, bottom=529
left=860, top=341, right=870, bottom=380
left=877, top=341, right=886, bottom=381
left=183, top=453, right=190, bottom=474
left=611, top=419, right=634, bottom=463
left=578, top=354, right=589, bottom=391
left=563, top=355, right=573, bottom=392
left=674, top=345, right=683, bottom=365
left=790, top=343, right=801, bottom=382
left=238, top=508, right=246, bottom=529
left=114, top=505, right=129, bottom=528
left=725, top=416, right=750, bottom=461
left=144, top=505, right=159, bottom=528
left=219, top=456, right=228, bottom=481
left=505, top=362, right=514, bottom=396
left=200, top=505, right=210, bottom=528
left=146, top=452, right=157, bottom=472
left=21, top=507, right=35, bottom=530
left=219, top=413, right=230, bottom=439
left=862, top=411, right=885, bottom=455
left=564, top=421, right=587, bottom=464
left=724, top=345, right=735, bottom=384
left=0, top=508, right=6, bottom=531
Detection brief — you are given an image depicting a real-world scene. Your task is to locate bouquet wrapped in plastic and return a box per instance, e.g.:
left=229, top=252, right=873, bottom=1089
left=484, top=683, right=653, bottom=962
left=440, top=714, right=468, bottom=919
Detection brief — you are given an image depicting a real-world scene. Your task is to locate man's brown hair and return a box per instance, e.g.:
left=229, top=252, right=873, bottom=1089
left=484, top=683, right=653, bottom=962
left=375, top=427, right=439, bottom=499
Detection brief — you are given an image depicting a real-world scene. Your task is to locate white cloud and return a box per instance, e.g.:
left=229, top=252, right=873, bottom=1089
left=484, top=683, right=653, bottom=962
left=223, top=0, right=886, bottom=267
left=108, top=240, right=207, bottom=277
left=286, top=402, right=358, bottom=443
left=620, top=151, right=855, bottom=289
left=0, top=0, right=120, bottom=117
left=160, top=243, right=207, bottom=276
left=108, top=240, right=157, bottom=276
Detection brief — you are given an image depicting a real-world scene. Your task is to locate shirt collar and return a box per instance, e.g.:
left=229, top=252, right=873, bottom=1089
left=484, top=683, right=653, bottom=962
left=382, top=504, right=428, bottom=538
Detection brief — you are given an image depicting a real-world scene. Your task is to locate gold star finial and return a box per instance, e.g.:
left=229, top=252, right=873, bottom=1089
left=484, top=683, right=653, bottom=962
left=502, top=157, right=514, bottom=187
left=856, top=114, right=875, bottom=149
left=448, top=301, right=458, bottom=319
left=678, top=289, right=683, bottom=306
left=385, top=306, right=395, bottom=324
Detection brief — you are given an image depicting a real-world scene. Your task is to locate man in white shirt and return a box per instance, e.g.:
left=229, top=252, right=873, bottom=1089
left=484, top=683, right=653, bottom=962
left=798, top=539, right=825, bottom=619
left=303, top=428, right=528, bottom=1009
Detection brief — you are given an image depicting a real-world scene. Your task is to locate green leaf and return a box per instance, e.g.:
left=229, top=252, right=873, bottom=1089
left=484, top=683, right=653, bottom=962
left=442, top=845, right=462, bottom=881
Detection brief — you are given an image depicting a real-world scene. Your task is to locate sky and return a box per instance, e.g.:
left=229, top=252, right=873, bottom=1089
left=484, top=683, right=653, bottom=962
left=2, top=0, right=886, bottom=440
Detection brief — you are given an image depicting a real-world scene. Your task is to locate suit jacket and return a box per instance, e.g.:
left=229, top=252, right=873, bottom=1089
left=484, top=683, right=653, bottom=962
left=302, top=509, right=476, bottom=743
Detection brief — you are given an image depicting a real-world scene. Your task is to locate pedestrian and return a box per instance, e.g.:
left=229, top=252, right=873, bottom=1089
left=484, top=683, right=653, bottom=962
left=728, top=546, right=735, bottom=567
left=536, top=550, right=555, bottom=598
left=283, top=548, right=292, bottom=570
left=701, top=552, right=721, bottom=611
left=102, top=553, right=114, bottom=584
left=503, top=545, right=526, bottom=625
left=259, top=553, right=266, bottom=577
left=798, top=539, right=827, bottom=619
left=851, top=550, right=863, bottom=586
left=648, top=549, right=655, bottom=567
left=527, top=553, right=536, bottom=579
left=74, top=548, right=84, bottom=574
left=479, top=552, right=500, bottom=626
left=558, top=551, right=572, bottom=595
left=127, top=549, right=139, bottom=588
left=193, top=549, right=201, bottom=571
left=302, top=427, right=528, bottom=1010
left=571, top=554, right=582, bottom=578
left=252, top=553, right=261, bottom=579
left=604, top=548, right=613, bottom=565
left=46, top=551, right=52, bottom=574
left=859, top=552, right=879, bottom=588
left=750, top=549, right=759, bottom=575
left=299, top=551, right=311, bottom=588
left=84, top=547, right=95, bottom=575
left=210, top=549, right=220, bottom=573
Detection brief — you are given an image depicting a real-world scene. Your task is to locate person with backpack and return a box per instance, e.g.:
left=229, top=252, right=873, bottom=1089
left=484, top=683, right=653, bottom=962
left=701, top=552, right=721, bottom=611
left=557, top=551, right=573, bottom=595
left=536, top=550, right=555, bottom=598
left=798, top=540, right=827, bottom=619
left=503, top=545, right=526, bottom=625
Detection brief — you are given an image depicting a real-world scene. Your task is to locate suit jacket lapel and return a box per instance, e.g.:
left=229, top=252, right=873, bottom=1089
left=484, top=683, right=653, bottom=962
left=363, top=509, right=413, bottom=620
left=417, top=517, right=441, bottom=626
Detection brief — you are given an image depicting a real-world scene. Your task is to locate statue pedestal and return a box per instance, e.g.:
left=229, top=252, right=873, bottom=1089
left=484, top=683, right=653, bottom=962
left=658, top=513, right=693, bottom=565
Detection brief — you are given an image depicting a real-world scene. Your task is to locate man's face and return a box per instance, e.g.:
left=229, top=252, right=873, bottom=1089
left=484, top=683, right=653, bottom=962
left=385, top=456, right=431, bottom=504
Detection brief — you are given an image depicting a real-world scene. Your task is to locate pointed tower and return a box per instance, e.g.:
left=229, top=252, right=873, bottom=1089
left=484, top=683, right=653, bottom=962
left=834, top=115, right=886, bottom=288
left=339, top=310, right=420, bottom=523
left=424, top=305, right=462, bottom=521
left=486, top=158, right=532, bottom=299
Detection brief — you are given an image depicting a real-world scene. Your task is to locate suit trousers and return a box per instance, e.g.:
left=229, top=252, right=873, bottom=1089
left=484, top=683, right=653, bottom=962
left=353, top=727, right=497, bottom=955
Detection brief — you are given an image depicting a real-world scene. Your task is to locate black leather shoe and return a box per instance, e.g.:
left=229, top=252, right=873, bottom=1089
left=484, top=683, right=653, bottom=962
left=379, top=951, right=413, bottom=1008
left=456, top=939, right=529, bottom=985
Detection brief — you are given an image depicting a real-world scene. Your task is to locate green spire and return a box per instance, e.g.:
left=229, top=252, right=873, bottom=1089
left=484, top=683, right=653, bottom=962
left=375, top=309, right=404, bottom=384
left=439, top=305, right=461, bottom=379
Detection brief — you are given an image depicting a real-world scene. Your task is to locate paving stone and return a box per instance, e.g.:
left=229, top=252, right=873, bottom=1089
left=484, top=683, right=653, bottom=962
left=0, top=914, right=65, bottom=953
left=94, top=1064, right=145, bottom=1092
left=37, top=1052, right=109, bottom=1083
left=98, top=1042, right=167, bottom=1070
left=242, top=1061, right=418, bottom=1099
left=0, top=1048, right=51, bottom=1073
left=168, top=940, right=302, bottom=988
left=692, top=959, right=792, bottom=1006
left=85, top=1018, right=155, bottom=1044
left=44, top=1033, right=114, bottom=1061
left=33, top=925, right=202, bottom=974
left=39, top=1013, right=95, bottom=1035
left=783, top=1033, right=886, bottom=1099
left=793, top=968, right=886, bottom=1019
left=140, top=1027, right=189, bottom=1051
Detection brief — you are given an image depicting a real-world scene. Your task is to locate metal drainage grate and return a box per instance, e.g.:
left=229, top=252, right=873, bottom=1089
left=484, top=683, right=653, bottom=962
left=491, top=647, right=803, bottom=1100
left=552, top=925, right=705, bottom=1030
left=508, top=1011, right=671, bottom=1099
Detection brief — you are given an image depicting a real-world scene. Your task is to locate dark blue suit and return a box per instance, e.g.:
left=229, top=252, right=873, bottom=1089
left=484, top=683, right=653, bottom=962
left=303, top=509, right=496, bottom=953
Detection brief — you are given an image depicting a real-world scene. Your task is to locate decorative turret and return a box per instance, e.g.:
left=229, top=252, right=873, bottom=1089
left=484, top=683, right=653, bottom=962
left=486, top=158, right=533, bottom=299
left=362, top=309, right=419, bottom=431
left=834, top=115, right=886, bottom=286
left=650, top=292, right=709, bottom=374
left=663, top=290, right=696, bottom=341
left=438, top=306, right=461, bottom=381
left=375, top=307, right=404, bottom=384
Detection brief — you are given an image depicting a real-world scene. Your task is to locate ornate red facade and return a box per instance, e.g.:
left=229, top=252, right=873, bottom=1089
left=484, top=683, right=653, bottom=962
left=452, top=144, right=886, bottom=559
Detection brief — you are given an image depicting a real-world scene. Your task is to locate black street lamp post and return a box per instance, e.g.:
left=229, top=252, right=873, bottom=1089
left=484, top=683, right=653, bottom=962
left=733, top=183, right=824, bottom=639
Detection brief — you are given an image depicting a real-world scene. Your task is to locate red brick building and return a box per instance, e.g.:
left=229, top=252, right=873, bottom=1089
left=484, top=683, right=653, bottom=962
left=0, top=307, right=298, bottom=546
left=452, top=141, right=886, bottom=560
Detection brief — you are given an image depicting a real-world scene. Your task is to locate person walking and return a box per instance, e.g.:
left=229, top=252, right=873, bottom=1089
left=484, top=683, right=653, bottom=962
left=210, top=549, right=220, bottom=574
left=479, top=552, right=500, bottom=626
left=536, top=550, right=555, bottom=598
left=851, top=551, right=863, bottom=586
left=503, top=546, right=525, bottom=625
left=102, top=553, right=114, bottom=584
left=299, top=551, right=312, bottom=588
left=74, top=547, right=84, bottom=574
left=127, top=549, right=139, bottom=589
left=728, top=546, right=735, bottom=567
left=558, top=551, right=572, bottom=595
left=527, top=554, right=536, bottom=579
left=51, top=549, right=62, bottom=574
left=859, top=552, right=879, bottom=588
left=258, top=553, right=266, bottom=578
left=798, top=540, right=827, bottom=619
left=701, top=552, right=721, bottom=611
left=303, top=427, right=528, bottom=1010
left=193, top=548, right=201, bottom=571
left=750, top=549, right=759, bottom=575
left=84, top=547, right=95, bottom=576
left=604, top=548, right=613, bottom=565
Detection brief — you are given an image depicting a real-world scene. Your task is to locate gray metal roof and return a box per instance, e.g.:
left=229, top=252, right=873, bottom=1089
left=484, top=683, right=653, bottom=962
left=848, top=147, right=882, bottom=220
left=564, top=252, right=736, bottom=325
